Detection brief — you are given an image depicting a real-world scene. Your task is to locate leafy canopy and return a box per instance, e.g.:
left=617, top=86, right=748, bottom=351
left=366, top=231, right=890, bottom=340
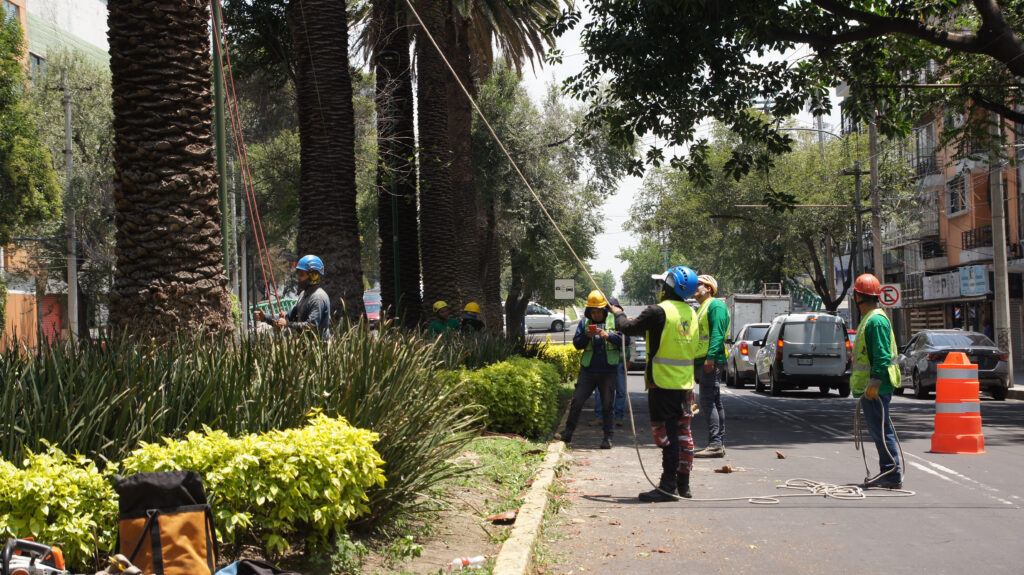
left=559, top=0, right=1024, bottom=204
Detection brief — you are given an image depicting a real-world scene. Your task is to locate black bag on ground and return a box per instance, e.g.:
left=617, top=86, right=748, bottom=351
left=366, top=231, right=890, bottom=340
left=115, top=470, right=217, bottom=575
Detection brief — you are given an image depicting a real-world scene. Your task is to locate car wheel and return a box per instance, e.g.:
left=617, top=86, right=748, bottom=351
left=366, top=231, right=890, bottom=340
left=725, top=364, right=735, bottom=388
left=990, top=386, right=1008, bottom=401
left=734, top=373, right=745, bottom=390
left=769, top=370, right=782, bottom=396
left=755, top=374, right=765, bottom=393
left=818, top=384, right=830, bottom=397
left=913, top=370, right=930, bottom=399
left=551, top=320, right=563, bottom=332
left=838, top=382, right=850, bottom=398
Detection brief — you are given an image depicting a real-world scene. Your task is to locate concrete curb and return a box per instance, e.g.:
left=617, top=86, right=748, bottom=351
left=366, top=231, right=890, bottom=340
left=492, top=441, right=566, bottom=575
left=1008, top=387, right=1023, bottom=401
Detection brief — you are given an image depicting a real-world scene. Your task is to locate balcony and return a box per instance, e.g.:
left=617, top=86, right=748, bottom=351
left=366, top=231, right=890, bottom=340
left=914, top=155, right=939, bottom=177
left=921, top=240, right=946, bottom=259
left=962, top=225, right=993, bottom=251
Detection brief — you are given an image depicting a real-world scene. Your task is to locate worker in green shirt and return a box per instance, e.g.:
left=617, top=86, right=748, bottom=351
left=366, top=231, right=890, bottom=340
left=428, top=301, right=460, bottom=335
left=851, top=273, right=903, bottom=489
left=693, top=274, right=730, bottom=458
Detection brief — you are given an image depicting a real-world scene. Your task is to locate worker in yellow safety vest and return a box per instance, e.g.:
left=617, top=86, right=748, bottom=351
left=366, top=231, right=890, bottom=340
left=610, top=266, right=700, bottom=502
left=693, top=274, right=730, bottom=458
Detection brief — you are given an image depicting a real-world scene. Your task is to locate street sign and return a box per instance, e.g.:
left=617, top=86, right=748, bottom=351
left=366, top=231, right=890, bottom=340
left=879, top=284, right=901, bottom=308
left=554, top=279, right=575, bottom=300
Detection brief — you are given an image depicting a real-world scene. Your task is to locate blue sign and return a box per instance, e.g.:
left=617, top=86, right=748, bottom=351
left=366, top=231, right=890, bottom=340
left=959, top=265, right=988, bottom=297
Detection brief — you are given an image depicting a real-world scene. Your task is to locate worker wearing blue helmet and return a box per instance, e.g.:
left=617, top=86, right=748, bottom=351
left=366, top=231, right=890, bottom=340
left=273, top=254, right=331, bottom=337
left=610, top=265, right=700, bottom=502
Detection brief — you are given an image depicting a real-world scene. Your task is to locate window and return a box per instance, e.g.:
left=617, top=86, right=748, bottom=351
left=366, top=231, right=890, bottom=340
left=781, top=320, right=845, bottom=344
left=947, top=173, right=969, bottom=216
left=28, top=52, right=46, bottom=80
left=1, top=1, right=18, bottom=22
left=915, top=124, right=938, bottom=176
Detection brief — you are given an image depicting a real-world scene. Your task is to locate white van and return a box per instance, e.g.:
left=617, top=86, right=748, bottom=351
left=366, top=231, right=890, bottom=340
left=752, top=313, right=852, bottom=397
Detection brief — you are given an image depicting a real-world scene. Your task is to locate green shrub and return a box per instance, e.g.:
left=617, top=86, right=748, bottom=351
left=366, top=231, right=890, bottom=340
left=120, top=413, right=386, bottom=555
left=457, top=358, right=562, bottom=438
left=537, top=343, right=583, bottom=382
left=0, top=445, right=117, bottom=571
left=431, top=330, right=538, bottom=370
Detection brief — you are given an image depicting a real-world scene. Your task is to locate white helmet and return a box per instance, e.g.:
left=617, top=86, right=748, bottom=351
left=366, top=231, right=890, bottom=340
left=698, top=274, right=718, bottom=295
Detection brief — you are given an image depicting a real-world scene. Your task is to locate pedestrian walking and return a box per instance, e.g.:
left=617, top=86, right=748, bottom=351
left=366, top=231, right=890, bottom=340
left=851, top=273, right=904, bottom=489
left=557, top=290, right=623, bottom=450
left=275, top=255, right=331, bottom=338
left=610, top=266, right=700, bottom=502
left=693, top=274, right=730, bottom=458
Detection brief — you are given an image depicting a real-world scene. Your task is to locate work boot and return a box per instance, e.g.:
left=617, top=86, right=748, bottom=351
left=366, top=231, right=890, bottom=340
left=638, top=487, right=678, bottom=502
left=589, top=419, right=603, bottom=427
left=600, top=436, right=612, bottom=449
left=693, top=445, right=725, bottom=458
left=676, top=472, right=692, bottom=499
left=861, top=476, right=903, bottom=490
left=615, top=419, right=624, bottom=427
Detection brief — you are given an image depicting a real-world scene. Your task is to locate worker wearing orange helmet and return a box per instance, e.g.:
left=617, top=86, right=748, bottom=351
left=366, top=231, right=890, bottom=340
left=851, top=273, right=903, bottom=489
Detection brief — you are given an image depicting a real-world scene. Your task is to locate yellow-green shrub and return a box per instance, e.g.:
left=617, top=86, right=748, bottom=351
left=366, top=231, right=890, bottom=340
left=120, top=414, right=385, bottom=555
left=0, top=446, right=117, bottom=571
left=537, top=343, right=583, bottom=382
left=455, top=358, right=562, bottom=438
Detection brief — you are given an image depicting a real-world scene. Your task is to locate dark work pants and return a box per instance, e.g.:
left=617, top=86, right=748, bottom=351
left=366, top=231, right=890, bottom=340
left=699, top=361, right=726, bottom=447
left=649, top=387, right=688, bottom=490
left=564, top=371, right=616, bottom=439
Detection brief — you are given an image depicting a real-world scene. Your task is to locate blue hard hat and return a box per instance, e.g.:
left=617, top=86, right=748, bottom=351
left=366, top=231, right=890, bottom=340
left=665, top=266, right=698, bottom=299
left=296, top=255, right=325, bottom=275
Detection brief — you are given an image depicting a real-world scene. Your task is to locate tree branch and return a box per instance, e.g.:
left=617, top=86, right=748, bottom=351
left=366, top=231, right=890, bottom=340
left=810, top=0, right=983, bottom=52
left=970, top=91, right=1024, bottom=125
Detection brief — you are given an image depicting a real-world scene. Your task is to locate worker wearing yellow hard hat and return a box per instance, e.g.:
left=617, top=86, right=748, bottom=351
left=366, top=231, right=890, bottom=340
left=428, top=301, right=460, bottom=335
left=460, top=302, right=485, bottom=333
left=556, top=290, right=622, bottom=450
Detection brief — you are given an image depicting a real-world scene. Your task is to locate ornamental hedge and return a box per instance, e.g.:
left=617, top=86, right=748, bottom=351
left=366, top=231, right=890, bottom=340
left=452, top=357, right=563, bottom=438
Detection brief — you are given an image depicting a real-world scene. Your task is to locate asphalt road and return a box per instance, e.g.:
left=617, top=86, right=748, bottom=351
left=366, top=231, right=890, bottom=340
left=547, top=372, right=1024, bottom=574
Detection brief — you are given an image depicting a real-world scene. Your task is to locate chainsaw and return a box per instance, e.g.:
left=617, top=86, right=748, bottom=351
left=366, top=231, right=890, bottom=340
left=1, top=539, right=67, bottom=575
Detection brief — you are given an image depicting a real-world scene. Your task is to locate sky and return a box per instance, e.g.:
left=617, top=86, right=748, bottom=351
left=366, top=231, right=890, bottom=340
left=520, top=16, right=843, bottom=297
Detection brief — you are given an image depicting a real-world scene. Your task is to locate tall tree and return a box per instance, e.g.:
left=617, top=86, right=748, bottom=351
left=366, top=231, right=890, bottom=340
left=286, top=0, right=364, bottom=323
left=372, top=0, right=422, bottom=327
left=560, top=0, right=1024, bottom=202
left=415, top=0, right=460, bottom=314
left=107, top=0, right=232, bottom=338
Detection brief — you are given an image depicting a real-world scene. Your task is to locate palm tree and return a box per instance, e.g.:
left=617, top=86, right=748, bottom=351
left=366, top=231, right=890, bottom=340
left=107, top=0, right=233, bottom=339
left=373, top=0, right=422, bottom=327
left=415, top=0, right=460, bottom=312
left=286, top=0, right=365, bottom=324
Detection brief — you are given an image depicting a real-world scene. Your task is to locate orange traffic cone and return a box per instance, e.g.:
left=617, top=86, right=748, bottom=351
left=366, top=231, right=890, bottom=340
left=930, top=352, right=985, bottom=454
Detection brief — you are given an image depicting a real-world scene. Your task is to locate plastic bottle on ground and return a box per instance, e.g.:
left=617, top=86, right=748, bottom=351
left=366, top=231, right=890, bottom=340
left=447, top=555, right=486, bottom=570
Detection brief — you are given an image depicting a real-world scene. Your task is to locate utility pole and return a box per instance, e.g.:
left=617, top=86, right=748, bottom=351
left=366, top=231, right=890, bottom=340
left=990, top=117, right=1013, bottom=381
left=212, top=1, right=229, bottom=270
left=869, top=116, right=884, bottom=284
left=843, top=161, right=870, bottom=326
left=816, top=114, right=825, bottom=158
left=62, top=73, right=78, bottom=340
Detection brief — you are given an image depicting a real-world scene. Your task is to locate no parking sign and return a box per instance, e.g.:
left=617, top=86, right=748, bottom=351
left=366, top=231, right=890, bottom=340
left=879, top=284, right=901, bottom=308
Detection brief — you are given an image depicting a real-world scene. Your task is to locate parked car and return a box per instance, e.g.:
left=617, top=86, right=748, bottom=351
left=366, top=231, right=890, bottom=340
left=726, top=323, right=770, bottom=388
left=896, top=330, right=1010, bottom=400
left=753, top=313, right=852, bottom=397
left=524, top=302, right=569, bottom=332
left=628, top=337, right=647, bottom=371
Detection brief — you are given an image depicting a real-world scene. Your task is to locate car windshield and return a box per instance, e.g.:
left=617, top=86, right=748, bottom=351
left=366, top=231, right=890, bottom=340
left=783, top=320, right=844, bottom=344
left=929, top=333, right=994, bottom=347
left=745, top=326, right=769, bottom=341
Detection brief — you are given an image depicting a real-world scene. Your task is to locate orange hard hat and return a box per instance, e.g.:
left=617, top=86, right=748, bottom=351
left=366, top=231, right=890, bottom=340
left=853, top=273, right=882, bottom=297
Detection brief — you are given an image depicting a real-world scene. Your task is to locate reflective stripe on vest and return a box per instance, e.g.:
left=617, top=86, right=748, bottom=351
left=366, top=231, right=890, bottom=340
left=850, top=308, right=901, bottom=394
left=580, top=313, right=620, bottom=367
left=647, top=300, right=697, bottom=390
left=935, top=402, right=981, bottom=414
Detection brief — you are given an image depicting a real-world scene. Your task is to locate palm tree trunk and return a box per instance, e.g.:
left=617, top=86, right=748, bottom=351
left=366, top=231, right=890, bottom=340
left=375, top=0, right=421, bottom=328
left=445, top=18, right=484, bottom=314
left=287, top=0, right=364, bottom=324
left=107, top=0, right=233, bottom=339
left=415, top=0, right=459, bottom=315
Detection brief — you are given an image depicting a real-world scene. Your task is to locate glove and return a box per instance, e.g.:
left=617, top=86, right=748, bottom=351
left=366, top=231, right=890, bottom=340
left=864, top=379, right=881, bottom=400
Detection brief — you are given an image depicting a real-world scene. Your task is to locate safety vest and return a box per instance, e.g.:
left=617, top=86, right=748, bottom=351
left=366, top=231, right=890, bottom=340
left=647, top=300, right=698, bottom=390
left=695, top=298, right=730, bottom=360
left=850, top=308, right=902, bottom=395
left=580, top=313, right=620, bottom=367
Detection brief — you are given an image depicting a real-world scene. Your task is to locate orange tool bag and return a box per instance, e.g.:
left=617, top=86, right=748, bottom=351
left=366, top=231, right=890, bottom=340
left=115, top=470, right=217, bottom=575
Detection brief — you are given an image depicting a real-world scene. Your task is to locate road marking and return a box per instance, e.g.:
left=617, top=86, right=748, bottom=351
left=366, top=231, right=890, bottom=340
left=906, top=453, right=1016, bottom=506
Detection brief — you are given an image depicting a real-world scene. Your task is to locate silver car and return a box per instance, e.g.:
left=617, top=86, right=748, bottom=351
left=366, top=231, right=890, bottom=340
left=524, top=302, right=569, bottom=332
left=628, top=337, right=647, bottom=371
left=753, top=313, right=851, bottom=397
left=726, top=323, right=770, bottom=388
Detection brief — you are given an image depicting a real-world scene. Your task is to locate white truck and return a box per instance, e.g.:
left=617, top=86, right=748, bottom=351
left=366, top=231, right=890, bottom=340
left=726, top=289, right=792, bottom=340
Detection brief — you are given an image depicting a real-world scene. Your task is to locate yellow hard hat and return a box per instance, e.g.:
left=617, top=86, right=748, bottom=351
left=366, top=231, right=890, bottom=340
left=586, top=290, right=608, bottom=309
left=698, top=274, right=718, bottom=295
left=463, top=302, right=481, bottom=314
left=432, top=300, right=448, bottom=313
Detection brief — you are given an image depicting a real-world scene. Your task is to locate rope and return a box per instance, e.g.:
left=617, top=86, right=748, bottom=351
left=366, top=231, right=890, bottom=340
left=210, top=0, right=283, bottom=314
